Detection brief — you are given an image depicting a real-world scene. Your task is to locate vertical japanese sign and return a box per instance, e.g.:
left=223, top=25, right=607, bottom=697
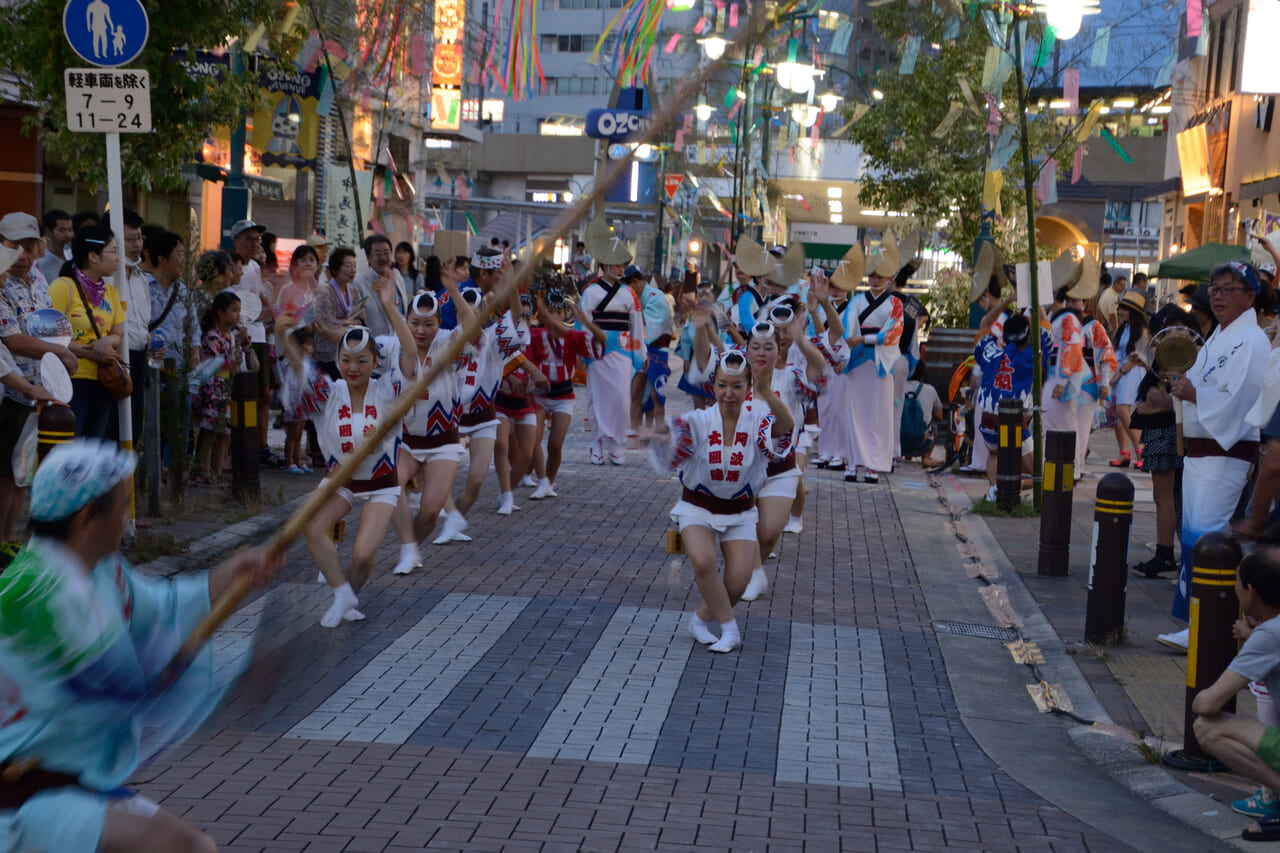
left=325, top=163, right=372, bottom=248
left=430, top=0, right=465, bottom=131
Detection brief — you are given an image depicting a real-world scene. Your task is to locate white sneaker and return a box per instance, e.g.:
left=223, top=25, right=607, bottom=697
left=433, top=512, right=469, bottom=545
left=392, top=544, right=421, bottom=575
left=497, top=492, right=518, bottom=515
left=519, top=473, right=538, bottom=488
left=530, top=478, right=557, bottom=500
left=1156, top=627, right=1189, bottom=652
left=783, top=516, right=803, bottom=535
left=740, top=568, right=769, bottom=601
left=986, top=485, right=998, bottom=502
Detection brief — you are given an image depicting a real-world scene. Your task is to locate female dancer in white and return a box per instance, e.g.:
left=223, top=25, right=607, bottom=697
left=435, top=270, right=530, bottom=543
left=527, top=293, right=607, bottom=497
left=650, top=318, right=794, bottom=653
left=688, top=294, right=830, bottom=602
left=386, top=257, right=476, bottom=559
left=280, top=278, right=418, bottom=627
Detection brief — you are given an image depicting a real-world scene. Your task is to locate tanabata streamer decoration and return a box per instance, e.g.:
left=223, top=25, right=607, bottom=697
left=349, top=0, right=413, bottom=93
left=593, top=0, right=673, bottom=86
left=487, top=0, right=545, bottom=100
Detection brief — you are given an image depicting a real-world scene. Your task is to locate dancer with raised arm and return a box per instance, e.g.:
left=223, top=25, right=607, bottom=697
left=280, top=277, right=418, bottom=627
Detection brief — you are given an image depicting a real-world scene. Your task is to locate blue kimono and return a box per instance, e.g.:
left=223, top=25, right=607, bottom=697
left=0, top=538, right=224, bottom=852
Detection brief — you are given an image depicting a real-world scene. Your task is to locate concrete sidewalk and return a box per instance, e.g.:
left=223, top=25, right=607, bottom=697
left=935, top=427, right=1263, bottom=848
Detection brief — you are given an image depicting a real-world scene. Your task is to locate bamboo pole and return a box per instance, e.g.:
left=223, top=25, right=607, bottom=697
left=151, top=3, right=775, bottom=693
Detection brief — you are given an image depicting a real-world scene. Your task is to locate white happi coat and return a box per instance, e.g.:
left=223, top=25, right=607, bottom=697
left=289, top=357, right=408, bottom=478
left=456, top=311, right=528, bottom=417
left=380, top=329, right=476, bottom=437
left=658, top=404, right=793, bottom=500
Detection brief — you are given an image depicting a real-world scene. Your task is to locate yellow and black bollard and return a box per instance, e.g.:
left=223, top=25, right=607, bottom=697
left=36, top=404, right=76, bottom=465
left=229, top=371, right=260, bottom=502
left=1085, top=472, right=1134, bottom=645
left=1164, top=530, right=1242, bottom=772
left=1037, top=429, right=1076, bottom=576
left=995, top=399, right=1024, bottom=511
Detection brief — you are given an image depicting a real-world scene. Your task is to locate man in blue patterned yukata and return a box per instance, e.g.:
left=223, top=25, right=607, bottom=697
left=0, top=440, right=281, bottom=852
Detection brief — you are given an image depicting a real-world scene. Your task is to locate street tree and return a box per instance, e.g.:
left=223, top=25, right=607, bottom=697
left=847, top=3, right=1076, bottom=261
left=0, top=0, right=299, bottom=190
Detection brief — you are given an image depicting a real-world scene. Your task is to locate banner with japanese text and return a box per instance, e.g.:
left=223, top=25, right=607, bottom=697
left=324, top=163, right=373, bottom=249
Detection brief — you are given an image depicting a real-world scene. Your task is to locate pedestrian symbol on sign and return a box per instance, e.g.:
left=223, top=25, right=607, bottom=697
left=64, top=0, right=148, bottom=68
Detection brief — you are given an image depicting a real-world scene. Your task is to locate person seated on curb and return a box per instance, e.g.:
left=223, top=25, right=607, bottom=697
left=1192, top=544, right=1280, bottom=841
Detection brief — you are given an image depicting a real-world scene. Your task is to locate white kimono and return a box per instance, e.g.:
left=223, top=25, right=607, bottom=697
left=836, top=289, right=904, bottom=474
left=580, top=277, right=645, bottom=457
left=1173, top=314, right=1271, bottom=621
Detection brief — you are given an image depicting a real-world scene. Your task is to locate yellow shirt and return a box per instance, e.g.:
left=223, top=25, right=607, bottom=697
left=47, top=277, right=126, bottom=381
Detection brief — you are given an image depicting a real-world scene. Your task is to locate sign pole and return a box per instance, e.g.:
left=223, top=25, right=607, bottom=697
left=105, top=130, right=135, bottom=531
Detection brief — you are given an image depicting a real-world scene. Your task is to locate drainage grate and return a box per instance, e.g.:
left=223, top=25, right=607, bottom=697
left=933, top=620, right=1020, bottom=641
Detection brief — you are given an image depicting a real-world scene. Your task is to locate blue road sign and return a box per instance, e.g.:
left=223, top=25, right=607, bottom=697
left=64, top=0, right=149, bottom=68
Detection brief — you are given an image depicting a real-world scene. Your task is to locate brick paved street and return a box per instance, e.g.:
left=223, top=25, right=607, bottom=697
left=134, top=393, right=1150, bottom=851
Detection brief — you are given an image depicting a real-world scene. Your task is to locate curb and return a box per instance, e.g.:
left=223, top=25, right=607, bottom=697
left=134, top=493, right=310, bottom=578
left=891, top=473, right=1242, bottom=852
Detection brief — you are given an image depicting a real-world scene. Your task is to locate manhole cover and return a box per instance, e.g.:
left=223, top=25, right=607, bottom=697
left=933, top=620, right=1020, bottom=641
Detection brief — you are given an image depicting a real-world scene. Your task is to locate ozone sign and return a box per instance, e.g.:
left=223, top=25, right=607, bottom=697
left=585, top=108, right=651, bottom=142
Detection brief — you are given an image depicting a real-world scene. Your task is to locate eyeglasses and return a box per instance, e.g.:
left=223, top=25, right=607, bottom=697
left=100, top=247, right=119, bottom=254
left=1208, top=285, right=1248, bottom=296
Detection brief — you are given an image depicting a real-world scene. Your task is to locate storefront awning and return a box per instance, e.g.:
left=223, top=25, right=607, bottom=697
left=800, top=242, right=856, bottom=261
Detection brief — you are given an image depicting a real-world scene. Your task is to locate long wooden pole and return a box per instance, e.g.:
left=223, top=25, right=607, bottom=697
left=151, top=4, right=775, bottom=693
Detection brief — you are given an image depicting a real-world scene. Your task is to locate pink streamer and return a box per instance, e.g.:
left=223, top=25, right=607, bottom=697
left=986, top=96, right=1001, bottom=136
left=371, top=219, right=385, bottom=235
left=810, top=120, right=820, bottom=145
left=727, top=99, right=743, bottom=119
left=323, top=41, right=348, bottom=61
left=753, top=45, right=764, bottom=65
left=411, top=35, right=427, bottom=76
left=1072, top=146, right=1084, bottom=184
left=374, top=177, right=385, bottom=207
left=683, top=114, right=694, bottom=131
left=730, top=4, right=738, bottom=27
left=1187, top=0, right=1202, bottom=37
left=694, top=16, right=707, bottom=34
left=1063, top=68, right=1079, bottom=116
left=674, top=129, right=685, bottom=150
left=457, top=175, right=469, bottom=201
left=1038, top=158, right=1057, bottom=201
left=665, top=34, right=681, bottom=53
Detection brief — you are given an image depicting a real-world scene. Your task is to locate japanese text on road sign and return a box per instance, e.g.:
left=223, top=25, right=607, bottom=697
left=65, top=68, right=151, bottom=133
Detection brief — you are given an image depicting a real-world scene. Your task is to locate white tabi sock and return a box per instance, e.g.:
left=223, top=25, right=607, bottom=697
left=710, top=619, right=741, bottom=653
left=321, top=583, right=360, bottom=628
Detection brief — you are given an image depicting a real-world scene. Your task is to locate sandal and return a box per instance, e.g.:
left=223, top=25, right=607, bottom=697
left=1108, top=451, right=1131, bottom=468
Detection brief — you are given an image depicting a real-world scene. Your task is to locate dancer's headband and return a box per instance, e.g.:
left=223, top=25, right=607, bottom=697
left=472, top=250, right=503, bottom=270
left=769, top=304, right=795, bottom=325
left=751, top=321, right=777, bottom=341
left=341, top=325, right=374, bottom=354
left=461, top=288, right=483, bottom=307
left=410, top=292, right=440, bottom=318
left=719, top=350, right=748, bottom=376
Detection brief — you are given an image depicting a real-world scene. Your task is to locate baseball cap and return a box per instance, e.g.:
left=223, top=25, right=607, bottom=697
left=229, top=219, right=266, bottom=240
left=0, top=212, right=41, bottom=242
left=30, top=439, right=136, bottom=522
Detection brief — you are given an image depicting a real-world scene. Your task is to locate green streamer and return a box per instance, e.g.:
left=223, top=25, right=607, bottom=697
left=1099, top=128, right=1134, bottom=164
left=1033, top=26, right=1056, bottom=68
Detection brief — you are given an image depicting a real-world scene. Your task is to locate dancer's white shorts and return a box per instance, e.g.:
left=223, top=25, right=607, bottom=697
left=757, top=468, right=801, bottom=500
left=498, top=411, right=537, bottom=427
left=323, top=479, right=400, bottom=508
left=460, top=420, right=499, bottom=441
left=402, top=443, right=467, bottom=464
left=670, top=501, right=758, bottom=543
left=535, top=395, right=575, bottom=416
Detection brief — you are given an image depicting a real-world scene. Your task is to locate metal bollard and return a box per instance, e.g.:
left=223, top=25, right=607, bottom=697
left=996, top=399, right=1024, bottom=510
left=1085, top=473, right=1134, bottom=645
left=1037, top=429, right=1077, bottom=576
left=36, top=404, right=76, bottom=464
left=229, top=371, right=260, bottom=502
left=1161, top=531, right=1243, bottom=771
